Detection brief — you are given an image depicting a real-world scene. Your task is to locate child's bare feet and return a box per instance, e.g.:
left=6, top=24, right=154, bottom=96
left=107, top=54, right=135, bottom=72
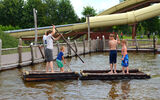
left=114, top=71, right=117, bottom=74
left=108, top=71, right=113, bottom=74
left=126, top=72, right=129, bottom=74
left=122, top=71, right=125, bottom=74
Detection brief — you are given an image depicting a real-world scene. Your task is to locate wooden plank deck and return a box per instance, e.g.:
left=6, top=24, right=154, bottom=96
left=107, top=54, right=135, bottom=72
left=80, top=69, right=151, bottom=80
left=22, top=69, right=150, bottom=82
left=23, top=71, right=79, bottom=82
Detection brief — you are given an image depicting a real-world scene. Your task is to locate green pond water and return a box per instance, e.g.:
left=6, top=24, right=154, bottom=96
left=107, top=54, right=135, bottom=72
left=0, top=52, right=160, bottom=100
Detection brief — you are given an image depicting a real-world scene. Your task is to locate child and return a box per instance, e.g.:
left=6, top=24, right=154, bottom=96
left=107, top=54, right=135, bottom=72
left=108, top=34, right=120, bottom=74
left=45, top=25, right=62, bottom=72
left=121, top=40, right=129, bottom=74
left=56, top=46, right=66, bottom=72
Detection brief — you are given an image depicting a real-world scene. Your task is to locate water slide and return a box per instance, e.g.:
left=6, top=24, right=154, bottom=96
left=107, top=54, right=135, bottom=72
left=6, top=0, right=160, bottom=38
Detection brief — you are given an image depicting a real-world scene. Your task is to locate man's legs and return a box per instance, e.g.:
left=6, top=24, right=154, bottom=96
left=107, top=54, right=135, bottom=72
left=46, top=62, right=49, bottom=72
left=49, top=61, right=54, bottom=72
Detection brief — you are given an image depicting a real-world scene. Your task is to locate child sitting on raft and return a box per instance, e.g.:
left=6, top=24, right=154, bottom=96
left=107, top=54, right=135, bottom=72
left=56, top=46, right=66, bottom=72
left=121, top=40, right=129, bottom=74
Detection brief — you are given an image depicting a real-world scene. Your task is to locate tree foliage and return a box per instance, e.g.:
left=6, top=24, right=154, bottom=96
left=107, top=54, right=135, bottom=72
left=0, top=0, right=78, bottom=28
left=82, top=6, right=97, bottom=17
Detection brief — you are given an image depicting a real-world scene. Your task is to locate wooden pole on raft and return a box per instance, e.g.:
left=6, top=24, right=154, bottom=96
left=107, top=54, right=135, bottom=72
left=55, top=28, right=84, bottom=63
left=38, top=45, right=45, bottom=59
left=74, top=40, right=78, bottom=53
left=18, top=38, right=22, bottom=67
left=56, top=41, right=60, bottom=54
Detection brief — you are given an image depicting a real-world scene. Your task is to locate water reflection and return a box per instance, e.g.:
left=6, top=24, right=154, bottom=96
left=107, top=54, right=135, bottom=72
left=108, top=80, right=130, bottom=100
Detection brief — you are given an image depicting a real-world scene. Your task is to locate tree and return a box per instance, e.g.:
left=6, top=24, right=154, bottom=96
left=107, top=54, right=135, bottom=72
left=44, top=0, right=59, bottom=25
left=21, top=0, right=46, bottom=28
left=0, top=0, right=24, bottom=27
left=58, top=0, right=78, bottom=24
left=140, top=16, right=159, bottom=34
left=82, top=6, right=97, bottom=17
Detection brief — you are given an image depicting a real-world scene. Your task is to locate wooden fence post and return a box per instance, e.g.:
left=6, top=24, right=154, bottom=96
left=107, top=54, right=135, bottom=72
left=96, top=36, right=99, bottom=52
left=18, top=38, right=22, bottom=67
left=102, top=35, right=105, bottom=51
left=0, top=39, right=2, bottom=67
left=30, top=45, right=34, bottom=64
left=74, top=40, right=78, bottom=54
left=153, top=33, right=156, bottom=54
left=56, top=41, right=60, bottom=55
left=89, top=39, right=92, bottom=53
left=67, top=37, right=71, bottom=57
left=135, top=37, right=138, bottom=52
left=83, top=38, right=85, bottom=54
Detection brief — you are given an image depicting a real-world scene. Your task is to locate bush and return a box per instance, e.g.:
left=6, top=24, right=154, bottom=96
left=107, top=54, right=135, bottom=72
left=0, top=30, right=18, bottom=48
left=0, top=25, right=20, bottom=31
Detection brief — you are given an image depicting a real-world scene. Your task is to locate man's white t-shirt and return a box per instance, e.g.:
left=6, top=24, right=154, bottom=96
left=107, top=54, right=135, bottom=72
left=46, top=34, right=55, bottom=50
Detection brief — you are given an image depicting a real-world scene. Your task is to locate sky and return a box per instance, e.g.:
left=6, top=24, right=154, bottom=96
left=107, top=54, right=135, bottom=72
left=70, top=0, right=120, bottom=18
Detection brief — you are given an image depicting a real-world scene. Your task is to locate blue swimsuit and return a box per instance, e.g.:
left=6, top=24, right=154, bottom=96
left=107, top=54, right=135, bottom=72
left=121, top=54, right=129, bottom=67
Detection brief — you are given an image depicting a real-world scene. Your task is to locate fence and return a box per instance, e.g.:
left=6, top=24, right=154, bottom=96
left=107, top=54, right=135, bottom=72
left=0, top=36, right=157, bottom=71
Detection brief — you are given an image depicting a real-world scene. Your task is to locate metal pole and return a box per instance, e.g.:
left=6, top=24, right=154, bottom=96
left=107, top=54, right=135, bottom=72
left=0, top=39, right=2, bottom=67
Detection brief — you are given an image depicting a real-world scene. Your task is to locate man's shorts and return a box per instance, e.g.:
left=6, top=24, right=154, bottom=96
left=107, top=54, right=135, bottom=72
left=121, top=54, right=129, bottom=67
left=45, top=48, right=53, bottom=62
left=56, top=59, right=63, bottom=68
left=109, top=50, right=117, bottom=64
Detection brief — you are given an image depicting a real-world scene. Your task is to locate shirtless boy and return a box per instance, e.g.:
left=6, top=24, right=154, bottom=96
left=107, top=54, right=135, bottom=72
left=108, top=34, right=120, bottom=74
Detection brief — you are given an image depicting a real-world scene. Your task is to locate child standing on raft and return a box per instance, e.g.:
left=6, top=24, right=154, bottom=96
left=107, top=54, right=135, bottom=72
left=108, top=34, right=120, bottom=74
left=56, top=46, right=66, bottom=72
left=121, top=40, right=129, bottom=74
left=45, top=25, right=62, bottom=73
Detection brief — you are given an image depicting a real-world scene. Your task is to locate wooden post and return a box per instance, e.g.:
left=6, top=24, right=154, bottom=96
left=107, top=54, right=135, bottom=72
left=87, top=15, right=91, bottom=53
left=56, top=41, right=60, bottom=55
left=83, top=38, right=85, bottom=54
left=18, top=38, right=22, bottom=67
left=33, top=8, right=38, bottom=45
left=153, top=33, right=156, bottom=54
left=96, top=37, right=99, bottom=51
left=135, top=37, right=138, bottom=52
left=102, top=35, right=105, bottom=51
left=74, top=40, right=78, bottom=53
left=67, top=37, right=71, bottom=57
left=89, top=39, right=92, bottom=53
left=0, top=39, right=2, bottom=67
left=30, top=45, right=34, bottom=64
left=87, top=15, right=90, bottom=41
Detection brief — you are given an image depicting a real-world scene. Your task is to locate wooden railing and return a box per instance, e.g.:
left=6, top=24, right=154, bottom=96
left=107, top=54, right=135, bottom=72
left=0, top=37, right=157, bottom=71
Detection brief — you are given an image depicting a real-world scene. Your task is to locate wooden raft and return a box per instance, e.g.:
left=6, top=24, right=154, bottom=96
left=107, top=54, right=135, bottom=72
left=23, top=71, right=79, bottom=82
left=80, top=69, right=151, bottom=80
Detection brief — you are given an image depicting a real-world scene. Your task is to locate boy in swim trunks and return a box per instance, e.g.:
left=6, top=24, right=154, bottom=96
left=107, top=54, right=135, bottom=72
left=56, top=46, right=66, bottom=72
left=121, top=40, right=129, bottom=74
left=108, top=34, right=120, bottom=74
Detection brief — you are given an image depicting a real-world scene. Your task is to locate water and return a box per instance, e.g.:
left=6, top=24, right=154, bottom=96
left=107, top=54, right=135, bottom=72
left=0, top=52, right=160, bottom=100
